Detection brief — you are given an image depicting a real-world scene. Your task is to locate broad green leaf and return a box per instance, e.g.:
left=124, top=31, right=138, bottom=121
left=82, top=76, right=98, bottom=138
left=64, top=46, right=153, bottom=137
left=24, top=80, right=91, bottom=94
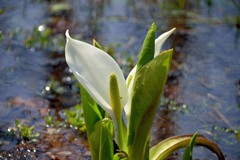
left=80, top=85, right=103, bottom=133
left=124, top=28, right=175, bottom=120
left=80, top=85, right=104, bottom=160
left=90, top=118, right=114, bottom=160
left=150, top=134, right=225, bottom=160
left=135, top=23, right=156, bottom=73
left=182, top=132, right=198, bottom=160
left=128, top=49, right=173, bottom=159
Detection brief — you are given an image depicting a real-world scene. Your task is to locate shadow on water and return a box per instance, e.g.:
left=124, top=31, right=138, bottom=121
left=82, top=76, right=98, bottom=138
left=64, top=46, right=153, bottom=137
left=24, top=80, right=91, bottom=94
left=0, top=0, right=240, bottom=159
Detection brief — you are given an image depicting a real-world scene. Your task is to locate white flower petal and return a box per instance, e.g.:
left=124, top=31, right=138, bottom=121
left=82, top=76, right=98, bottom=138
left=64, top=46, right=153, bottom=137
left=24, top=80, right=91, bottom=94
left=154, top=28, right=176, bottom=57
left=65, top=30, right=128, bottom=116
left=124, top=66, right=136, bottom=119
left=72, top=70, right=115, bottom=118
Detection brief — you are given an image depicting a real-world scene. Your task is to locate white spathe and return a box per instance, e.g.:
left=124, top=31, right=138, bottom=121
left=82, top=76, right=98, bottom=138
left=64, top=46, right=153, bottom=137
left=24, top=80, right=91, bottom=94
left=65, top=30, right=128, bottom=119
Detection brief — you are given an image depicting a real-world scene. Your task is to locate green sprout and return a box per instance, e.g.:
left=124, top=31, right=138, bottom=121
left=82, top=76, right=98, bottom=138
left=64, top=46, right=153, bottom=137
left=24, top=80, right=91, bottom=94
left=182, top=132, right=198, bottom=160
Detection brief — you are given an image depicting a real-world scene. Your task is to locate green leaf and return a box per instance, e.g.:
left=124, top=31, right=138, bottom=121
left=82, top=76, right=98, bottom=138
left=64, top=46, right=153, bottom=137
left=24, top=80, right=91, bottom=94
left=15, top=120, right=39, bottom=141
left=113, top=151, right=128, bottom=160
left=90, top=118, right=114, bottom=160
left=80, top=85, right=103, bottom=133
left=189, top=132, right=198, bottom=151
left=64, top=104, right=85, bottom=128
left=144, top=137, right=150, bottom=160
left=93, top=39, right=104, bottom=50
left=182, top=146, right=191, bottom=160
left=128, top=49, right=173, bottom=159
left=182, top=132, right=198, bottom=160
left=150, top=134, right=225, bottom=160
left=80, top=85, right=104, bottom=160
left=135, top=23, right=156, bottom=73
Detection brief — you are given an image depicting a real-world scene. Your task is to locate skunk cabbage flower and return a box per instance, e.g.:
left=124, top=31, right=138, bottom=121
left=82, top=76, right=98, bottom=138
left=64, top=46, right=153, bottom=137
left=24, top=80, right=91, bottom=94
left=65, top=28, right=175, bottom=120
left=65, top=30, right=128, bottom=120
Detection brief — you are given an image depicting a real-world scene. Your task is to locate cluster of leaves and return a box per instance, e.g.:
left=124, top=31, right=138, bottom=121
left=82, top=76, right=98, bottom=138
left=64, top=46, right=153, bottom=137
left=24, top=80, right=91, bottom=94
left=24, top=26, right=51, bottom=49
left=23, top=25, right=65, bottom=52
left=44, top=115, right=61, bottom=128
left=160, top=96, right=189, bottom=114
left=63, top=104, right=85, bottom=131
left=15, top=120, right=39, bottom=142
left=0, top=25, right=64, bottom=53
left=44, top=104, right=86, bottom=132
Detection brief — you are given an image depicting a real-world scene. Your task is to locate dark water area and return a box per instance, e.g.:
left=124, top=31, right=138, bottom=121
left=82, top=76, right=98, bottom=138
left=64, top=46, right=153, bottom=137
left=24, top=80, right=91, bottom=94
left=0, top=0, right=240, bottom=159
left=0, top=0, right=49, bottom=131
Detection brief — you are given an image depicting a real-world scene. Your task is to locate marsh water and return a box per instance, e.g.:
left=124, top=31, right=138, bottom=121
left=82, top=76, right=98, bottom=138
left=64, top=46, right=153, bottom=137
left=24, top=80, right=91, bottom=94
left=0, top=0, right=240, bottom=159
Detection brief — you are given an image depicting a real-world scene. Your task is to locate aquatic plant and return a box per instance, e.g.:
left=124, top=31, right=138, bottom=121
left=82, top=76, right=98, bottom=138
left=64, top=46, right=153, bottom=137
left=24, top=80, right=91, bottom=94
left=65, top=23, right=224, bottom=160
left=64, top=104, right=85, bottom=131
left=15, top=120, right=39, bottom=142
